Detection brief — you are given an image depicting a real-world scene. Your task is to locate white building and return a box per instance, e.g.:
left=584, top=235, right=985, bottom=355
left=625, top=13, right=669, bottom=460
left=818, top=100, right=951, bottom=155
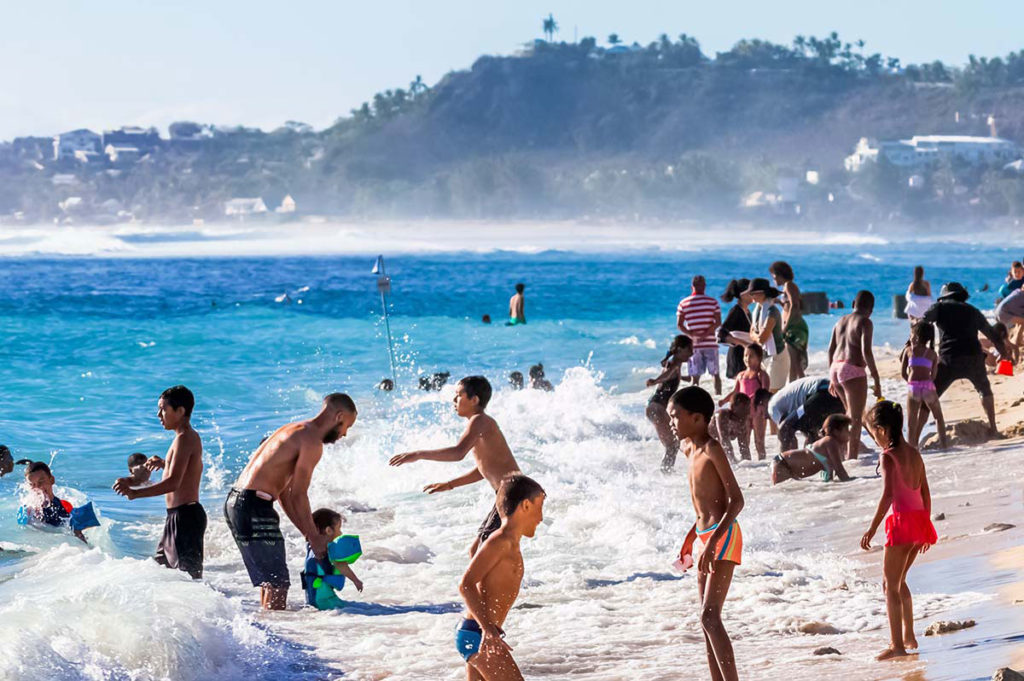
left=105, top=145, right=142, bottom=164
left=53, top=129, right=101, bottom=161
left=276, top=194, right=297, bottom=213
left=846, top=135, right=1020, bottom=172
left=224, top=198, right=268, bottom=217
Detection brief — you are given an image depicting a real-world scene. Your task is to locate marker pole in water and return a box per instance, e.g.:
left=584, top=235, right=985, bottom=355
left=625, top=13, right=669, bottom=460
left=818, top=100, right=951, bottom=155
left=372, top=255, right=398, bottom=386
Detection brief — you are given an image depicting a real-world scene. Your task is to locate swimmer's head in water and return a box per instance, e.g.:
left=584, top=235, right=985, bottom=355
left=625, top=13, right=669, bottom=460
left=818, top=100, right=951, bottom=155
left=312, top=507, right=343, bottom=539
left=509, top=371, right=524, bottom=389
left=322, top=393, right=357, bottom=443
left=528, top=364, right=546, bottom=380
left=377, top=378, right=394, bottom=391
left=24, top=461, right=56, bottom=497
left=822, top=414, right=852, bottom=443
left=456, top=376, right=492, bottom=414
left=769, top=261, right=794, bottom=285
left=853, top=290, right=875, bottom=314
left=865, top=401, right=904, bottom=449
left=496, top=473, right=545, bottom=536
left=158, top=385, right=195, bottom=430
left=668, top=386, right=714, bottom=440
left=0, top=445, right=13, bottom=477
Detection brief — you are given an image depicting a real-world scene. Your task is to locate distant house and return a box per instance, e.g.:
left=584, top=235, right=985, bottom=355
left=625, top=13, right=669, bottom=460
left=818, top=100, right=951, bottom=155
left=276, top=194, right=297, bottom=213
left=105, top=144, right=142, bottom=164
left=53, top=129, right=102, bottom=161
left=102, top=126, right=161, bottom=153
left=224, top=198, right=268, bottom=217
left=846, top=135, right=1020, bottom=172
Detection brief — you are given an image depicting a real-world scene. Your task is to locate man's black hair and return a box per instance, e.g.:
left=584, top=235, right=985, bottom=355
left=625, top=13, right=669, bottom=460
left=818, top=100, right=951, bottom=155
left=312, top=508, right=343, bottom=532
left=459, top=375, right=493, bottom=409
left=496, top=473, right=545, bottom=517
left=669, top=386, right=715, bottom=422
left=515, top=283, right=525, bottom=294
left=853, top=290, right=875, bottom=310
left=161, top=385, right=195, bottom=419
left=324, top=392, right=357, bottom=413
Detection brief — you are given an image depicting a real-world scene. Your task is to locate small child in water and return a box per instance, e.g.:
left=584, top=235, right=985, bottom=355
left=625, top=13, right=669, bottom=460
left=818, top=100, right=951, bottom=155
left=709, top=393, right=751, bottom=462
left=529, top=364, right=554, bottom=391
left=456, top=473, right=545, bottom=681
left=126, top=452, right=152, bottom=486
left=670, top=386, right=744, bottom=681
left=390, top=376, right=522, bottom=555
left=900, top=322, right=947, bottom=449
left=20, top=461, right=87, bottom=543
left=771, top=414, right=853, bottom=485
left=302, top=508, right=364, bottom=610
left=860, top=401, right=937, bottom=661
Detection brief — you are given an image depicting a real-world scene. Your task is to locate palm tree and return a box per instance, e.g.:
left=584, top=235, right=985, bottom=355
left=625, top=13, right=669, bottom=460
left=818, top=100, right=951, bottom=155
left=542, top=14, right=558, bottom=42
left=608, top=33, right=621, bottom=46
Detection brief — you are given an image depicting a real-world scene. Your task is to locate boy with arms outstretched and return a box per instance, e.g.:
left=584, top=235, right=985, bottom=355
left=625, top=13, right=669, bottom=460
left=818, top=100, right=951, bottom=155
left=390, top=376, right=521, bottom=554
left=456, top=473, right=545, bottom=681
left=670, top=386, right=745, bottom=681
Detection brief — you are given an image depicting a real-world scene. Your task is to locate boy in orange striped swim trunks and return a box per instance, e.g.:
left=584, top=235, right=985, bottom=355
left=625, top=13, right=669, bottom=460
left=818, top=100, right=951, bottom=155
left=669, top=386, right=745, bottom=681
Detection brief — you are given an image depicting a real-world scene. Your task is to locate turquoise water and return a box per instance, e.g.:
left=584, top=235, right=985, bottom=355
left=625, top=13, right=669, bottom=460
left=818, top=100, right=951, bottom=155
left=0, top=243, right=1019, bottom=679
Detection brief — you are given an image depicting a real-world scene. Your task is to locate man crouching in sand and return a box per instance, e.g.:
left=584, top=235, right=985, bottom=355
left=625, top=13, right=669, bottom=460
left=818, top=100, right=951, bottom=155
left=225, top=393, right=357, bottom=610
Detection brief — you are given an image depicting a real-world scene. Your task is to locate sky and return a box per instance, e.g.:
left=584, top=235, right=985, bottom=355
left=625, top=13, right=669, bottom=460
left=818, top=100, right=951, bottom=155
left=3, top=0, right=1024, bottom=140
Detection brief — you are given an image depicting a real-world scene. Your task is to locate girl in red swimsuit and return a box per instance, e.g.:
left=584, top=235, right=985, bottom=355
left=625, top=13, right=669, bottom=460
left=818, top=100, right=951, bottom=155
left=860, top=401, right=937, bottom=661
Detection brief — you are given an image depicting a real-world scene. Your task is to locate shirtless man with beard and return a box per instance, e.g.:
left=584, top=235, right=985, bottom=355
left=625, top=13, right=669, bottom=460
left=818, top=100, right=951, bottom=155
left=224, top=393, right=357, bottom=610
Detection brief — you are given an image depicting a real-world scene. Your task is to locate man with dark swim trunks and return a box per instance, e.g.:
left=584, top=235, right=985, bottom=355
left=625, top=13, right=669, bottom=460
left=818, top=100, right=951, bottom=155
left=225, top=392, right=358, bottom=610
left=114, top=385, right=206, bottom=579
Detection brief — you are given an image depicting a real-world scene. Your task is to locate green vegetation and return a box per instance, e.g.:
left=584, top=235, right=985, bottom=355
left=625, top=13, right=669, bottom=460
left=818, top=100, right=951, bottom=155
left=3, top=28, right=1024, bottom=227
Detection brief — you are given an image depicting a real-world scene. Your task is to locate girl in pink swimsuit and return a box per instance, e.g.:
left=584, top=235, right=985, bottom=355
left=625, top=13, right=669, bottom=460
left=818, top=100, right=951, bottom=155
left=860, top=401, right=937, bottom=661
left=719, top=343, right=771, bottom=457
left=900, top=322, right=947, bottom=449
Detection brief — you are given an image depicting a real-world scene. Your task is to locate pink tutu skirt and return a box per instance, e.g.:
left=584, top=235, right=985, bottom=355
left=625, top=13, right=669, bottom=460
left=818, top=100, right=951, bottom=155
left=885, top=510, right=937, bottom=547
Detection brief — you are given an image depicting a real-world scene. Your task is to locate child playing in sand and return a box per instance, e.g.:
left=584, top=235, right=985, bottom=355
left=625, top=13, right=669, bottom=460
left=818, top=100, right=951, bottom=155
left=828, top=290, right=883, bottom=460
left=719, top=344, right=770, bottom=458
left=982, top=322, right=1018, bottom=371
left=771, top=414, right=853, bottom=484
left=860, top=401, right=937, bottom=661
left=390, top=376, right=522, bottom=555
left=19, top=461, right=87, bottom=543
left=900, top=322, right=947, bottom=450
left=646, top=334, right=694, bottom=470
left=455, top=473, right=544, bottom=681
left=669, top=386, right=744, bottom=681
left=301, top=508, right=364, bottom=610
left=710, top=393, right=751, bottom=462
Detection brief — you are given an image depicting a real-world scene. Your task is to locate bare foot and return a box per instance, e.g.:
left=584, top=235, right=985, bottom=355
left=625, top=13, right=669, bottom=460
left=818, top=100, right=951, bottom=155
left=876, top=646, right=910, bottom=661
left=905, top=636, right=919, bottom=650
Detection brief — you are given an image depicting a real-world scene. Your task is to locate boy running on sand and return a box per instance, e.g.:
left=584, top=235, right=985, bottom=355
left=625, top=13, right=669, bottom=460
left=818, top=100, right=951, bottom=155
left=827, top=290, right=883, bottom=460
left=670, top=386, right=745, bottom=681
left=455, top=473, right=545, bottom=681
left=390, top=376, right=521, bottom=555
left=860, top=401, right=937, bottom=661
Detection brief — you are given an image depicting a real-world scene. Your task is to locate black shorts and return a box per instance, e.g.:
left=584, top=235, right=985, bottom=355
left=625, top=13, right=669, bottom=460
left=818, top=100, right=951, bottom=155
left=649, top=379, right=679, bottom=407
left=478, top=505, right=501, bottom=543
left=935, top=355, right=992, bottom=398
left=792, top=390, right=845, bottom=436
left=224, top=488, right=290, bottom=588
left=155, top=502, right=207, bottom=579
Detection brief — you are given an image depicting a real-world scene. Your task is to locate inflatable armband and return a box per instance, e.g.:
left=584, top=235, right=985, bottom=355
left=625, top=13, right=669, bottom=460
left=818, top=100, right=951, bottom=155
left=71, top=502, right=100, bottom=531
left=17, top=506, right=29, bottom=525
left=328, top=535, right=362, bottom=564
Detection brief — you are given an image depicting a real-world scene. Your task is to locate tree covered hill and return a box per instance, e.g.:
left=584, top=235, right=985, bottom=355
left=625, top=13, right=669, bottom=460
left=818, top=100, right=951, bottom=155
left=5, top=31, right=1024, bottom=225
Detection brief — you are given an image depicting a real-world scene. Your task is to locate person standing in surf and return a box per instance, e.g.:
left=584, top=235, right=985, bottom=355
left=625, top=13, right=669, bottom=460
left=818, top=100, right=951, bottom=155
left=827, top=291, right=883, bottom=460
left=904, top=266, right=933, bottom=321
left=646, top=334, right=694, bottom=471
left=677, top=275, right=722, bottom=395
left=508, top=283, right=526, bottom=325
left=744, top=278, right=789, bottom=392
left=770, top=261, right=807, bottom=381
left=224, top=392, right=357, bottom=610
left=113, top=385, right=207, bottom=579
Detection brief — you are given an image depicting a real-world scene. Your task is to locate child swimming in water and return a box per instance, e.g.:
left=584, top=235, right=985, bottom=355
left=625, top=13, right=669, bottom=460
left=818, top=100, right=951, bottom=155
left=456, top=473, right=544, bottom=681
left=860, top=401, right=937, bottom=661
left=900, top=322, right=947, bottom=450
left=771, top=414, right=853, bottom=484
left=670, top=386, right=744, bottom=681
left=302, top=508, right=364, bottom=610
left=20, top=461, right=87, bottom=543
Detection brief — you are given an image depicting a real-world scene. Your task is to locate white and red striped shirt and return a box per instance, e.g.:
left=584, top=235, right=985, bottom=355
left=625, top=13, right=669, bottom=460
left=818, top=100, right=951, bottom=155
left=677, top=294, right=720, bottom=349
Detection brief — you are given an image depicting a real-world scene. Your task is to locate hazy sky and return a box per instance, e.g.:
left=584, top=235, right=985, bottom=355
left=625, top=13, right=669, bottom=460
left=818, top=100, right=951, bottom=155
left=4, top=0, right=1023, bottom=140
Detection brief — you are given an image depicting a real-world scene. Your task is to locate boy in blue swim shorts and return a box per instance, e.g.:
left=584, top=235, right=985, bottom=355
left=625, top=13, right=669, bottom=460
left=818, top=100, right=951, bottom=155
left=456, top=473, right=545, bottom=680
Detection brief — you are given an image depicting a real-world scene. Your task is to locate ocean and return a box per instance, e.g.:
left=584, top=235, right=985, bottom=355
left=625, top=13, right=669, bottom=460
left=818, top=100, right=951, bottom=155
left=0, top=230, right=1020, bottom=680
